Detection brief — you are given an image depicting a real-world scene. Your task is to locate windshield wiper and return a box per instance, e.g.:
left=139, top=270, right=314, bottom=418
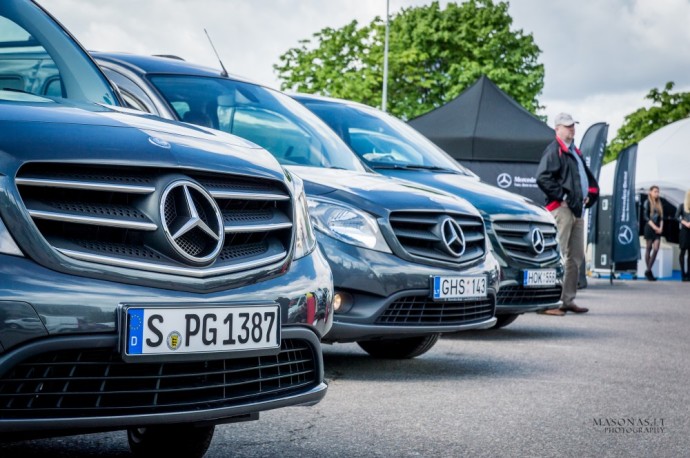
left=370, top=163, right=461, bottom=174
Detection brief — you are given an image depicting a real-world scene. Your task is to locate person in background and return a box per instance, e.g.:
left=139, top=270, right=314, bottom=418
left=536, top=112, right=599, bottom=315
left=643, top=185, right=664, bottom=281
left=676, top=189, right=690, bottom=282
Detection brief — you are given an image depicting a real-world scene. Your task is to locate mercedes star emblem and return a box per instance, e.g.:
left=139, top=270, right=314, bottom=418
left=440, top=217, right=466, bottom=257
left=618, top=225, right=634, bottom=245
left=496, top=173, right=512, bottom=189
left=530, top=227, right=545, bottom=254
left=160, top=180, right=224, bottom=264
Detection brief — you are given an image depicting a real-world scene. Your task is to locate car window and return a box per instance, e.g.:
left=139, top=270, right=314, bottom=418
left=304, top=100, right=477, bottom=176
left=147, top=74, right=367, bottom=171
left=101, top=66, right=157, bottom=113
left=0, top=2, right=117, bottom=105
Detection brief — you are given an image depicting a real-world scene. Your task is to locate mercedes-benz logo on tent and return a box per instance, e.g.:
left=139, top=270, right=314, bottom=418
left=530, top=227, right=545, bottom=254
left=496, top=173, right=512, bottom=189
left=160, top=180, right=224, bottom=265
left=440, top=217, right=466, bottom=257
left=617, top=225, right=634, bottom=245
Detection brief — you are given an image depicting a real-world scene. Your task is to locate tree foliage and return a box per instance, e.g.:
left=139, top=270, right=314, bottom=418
left=274, top=0, right=544, bottom=120
left=605, top=82, right=690, bottom=163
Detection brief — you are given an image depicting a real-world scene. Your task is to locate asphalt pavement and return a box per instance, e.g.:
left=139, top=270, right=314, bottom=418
left=2, top=277, right=688, bottom=457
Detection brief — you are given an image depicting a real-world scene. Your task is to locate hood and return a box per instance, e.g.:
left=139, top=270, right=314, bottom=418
left=0, top=101, right=285, bottom=181
left=287, top=166, right=481, bottom=218
left=378, top=169, right=553, bottom=222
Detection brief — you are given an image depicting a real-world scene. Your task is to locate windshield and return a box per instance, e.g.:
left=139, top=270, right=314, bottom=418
left=0, top=0, right=117, bottom=105
left=302, top=100, right=477, bottom=177
left=147, top=75, right=366, bottom=172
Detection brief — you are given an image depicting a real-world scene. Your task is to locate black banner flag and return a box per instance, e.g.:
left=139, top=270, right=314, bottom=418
left=580, top=122, right=609, bottom=244
left=612, top=144, right=639, bottom=264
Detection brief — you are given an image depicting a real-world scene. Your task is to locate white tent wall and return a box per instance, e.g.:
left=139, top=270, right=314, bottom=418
left=597, top=117, right=690, bottom=277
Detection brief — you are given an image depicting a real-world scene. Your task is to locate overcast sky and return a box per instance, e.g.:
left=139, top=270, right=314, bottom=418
left=38, top=0, right=690, bottom=144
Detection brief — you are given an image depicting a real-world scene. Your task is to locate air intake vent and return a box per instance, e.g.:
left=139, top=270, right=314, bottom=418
left=376, top=294, right=495, bottom=325
left=0, top=339, right=317, bottom=420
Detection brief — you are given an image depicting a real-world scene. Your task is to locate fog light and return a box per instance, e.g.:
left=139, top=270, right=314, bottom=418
left=332, top=291, right=353, bottom=314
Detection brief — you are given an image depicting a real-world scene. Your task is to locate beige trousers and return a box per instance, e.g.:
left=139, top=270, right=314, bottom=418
left=552, top=206, right=585, bottom=307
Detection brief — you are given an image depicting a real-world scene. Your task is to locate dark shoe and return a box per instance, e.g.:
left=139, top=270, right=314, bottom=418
left=645, top=270, right=657, bottom=281
left=538, top=308, right=565, bottom=316
left=561, top=304, right=589, bottom=314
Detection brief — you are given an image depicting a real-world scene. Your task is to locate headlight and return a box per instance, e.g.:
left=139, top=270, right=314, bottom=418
left=0, top=216, right=23, bottom=257
left=307, top=197, right=391, bottom=253
left=292, top=176, right=317, bottom=259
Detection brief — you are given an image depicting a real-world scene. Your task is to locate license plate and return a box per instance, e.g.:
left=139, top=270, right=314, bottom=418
left=432, top=276, right=487, bottom=301
left=523, top=269, right=557, bottom=287
left=125, top=305, right=280, bottom=356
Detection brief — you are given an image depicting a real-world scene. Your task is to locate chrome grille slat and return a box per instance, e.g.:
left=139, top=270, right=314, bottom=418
left=15, top=177, right=155, bottom=194
left=16, top=164, right=293, bottom=279
left=388, top=211, right=486, bottom=266
left=211, top=190, right=290, bottom=201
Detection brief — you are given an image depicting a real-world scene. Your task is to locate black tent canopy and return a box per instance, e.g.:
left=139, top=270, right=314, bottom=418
left=409, top=75, right=554, bottom=163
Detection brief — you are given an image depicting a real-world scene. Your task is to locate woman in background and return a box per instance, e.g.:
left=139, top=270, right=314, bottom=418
left=676, top=189, right=690, bottom=282
left=643, top=185, right=664, bottom=281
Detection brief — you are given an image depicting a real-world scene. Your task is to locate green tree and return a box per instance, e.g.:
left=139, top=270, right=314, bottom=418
left=605, top=82, right=690, bottom=163
left=274, top=0, right=544, bottom=120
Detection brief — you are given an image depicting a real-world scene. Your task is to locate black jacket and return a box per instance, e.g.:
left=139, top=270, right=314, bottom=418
left=536, top=136, right=599, bottom=217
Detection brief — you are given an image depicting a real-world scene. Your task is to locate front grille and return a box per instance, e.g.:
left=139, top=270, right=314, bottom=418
left=388, top=211, right=485, bottom=265
left=497, top=285, right=562, bottom=306
left=0, top=339, right=317, bottom=420
left=492, top=220, right=559, bottom=264
left=15, top=164, right=293, bottom=277
left=376, top=295, right=495, bottom=325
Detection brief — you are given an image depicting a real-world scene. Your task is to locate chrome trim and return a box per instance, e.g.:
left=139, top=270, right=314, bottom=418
left=27, top=210, right=158, bottom=231
left=225, top=222, right=293, bottom=233
left=210, top=190, right=290, bottom=201
left=159, top=180, right=225, bottom=264
left=56, top=248, right=287, bottom=278
left=15, top=178, right=155, bottom=194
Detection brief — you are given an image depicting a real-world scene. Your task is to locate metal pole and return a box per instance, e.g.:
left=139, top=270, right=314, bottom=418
left=382, top=0, right=390, bottom=112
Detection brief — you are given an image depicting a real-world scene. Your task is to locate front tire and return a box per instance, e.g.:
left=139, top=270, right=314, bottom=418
left=490, top=313, right=520, bottom=329
left=127, top=424, right=215, bottom=458
left=357, top=334, right=440, bottom=359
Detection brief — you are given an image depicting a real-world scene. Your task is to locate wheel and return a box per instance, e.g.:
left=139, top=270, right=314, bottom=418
left=357, top=334, right=440, bottom=359
left=127, top=424, right=215, bottom=458
left=490, top=313, right=520, bottom=329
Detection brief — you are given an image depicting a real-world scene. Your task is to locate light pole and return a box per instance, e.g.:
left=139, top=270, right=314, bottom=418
left=382, top=0, right=390, bottom=112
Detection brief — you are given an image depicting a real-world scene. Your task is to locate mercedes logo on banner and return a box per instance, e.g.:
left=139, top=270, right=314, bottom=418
left=530, top=227, right=545, bottom=254
left=160, top=180, right=224, bottom=265
left=496, top=173, right=512, bottom=189
left=617, top=225, right=634, bottom=245
left=440, top=217, right=466, bottom=257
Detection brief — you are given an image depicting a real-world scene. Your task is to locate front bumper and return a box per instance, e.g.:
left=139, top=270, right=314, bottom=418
left=0, top=249, right=332, bottom=434
left=316, top=234, right=499, bottom=343
left=0, top=327, right=325, bottom=436
left=0, top=249, right=333, bottom=352
left=493, top=253, right=564, bottom=315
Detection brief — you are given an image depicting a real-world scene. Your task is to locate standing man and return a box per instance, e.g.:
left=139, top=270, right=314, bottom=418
left=537, top=113, right=599, bottom=315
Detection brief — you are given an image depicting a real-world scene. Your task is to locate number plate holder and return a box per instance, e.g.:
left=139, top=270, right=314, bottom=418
left=431, top=275, right=487, bottom=301
left=522, top=269, right=558, bottom=288
left=119, top=303, right=281, bottom=363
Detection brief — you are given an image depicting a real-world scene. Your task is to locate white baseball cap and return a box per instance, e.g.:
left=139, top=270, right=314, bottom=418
left=554, top=112, right=578, bottom=127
